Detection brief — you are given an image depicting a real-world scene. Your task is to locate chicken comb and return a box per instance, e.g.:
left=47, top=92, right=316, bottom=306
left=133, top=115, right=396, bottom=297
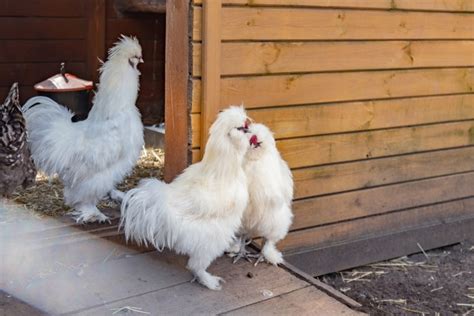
left=250, top=135, right=258, bottom=146
left=244, top=118, right=251, bottom=129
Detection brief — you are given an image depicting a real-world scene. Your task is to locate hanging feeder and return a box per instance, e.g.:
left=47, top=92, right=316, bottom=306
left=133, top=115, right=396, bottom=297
left=33, top=63, right=94, bottom=121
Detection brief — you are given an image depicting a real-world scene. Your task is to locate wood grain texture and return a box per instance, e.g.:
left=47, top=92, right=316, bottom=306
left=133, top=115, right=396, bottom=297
left=192, top=148, right=200, bottom=163
left=164, top=0, right=190, bottom=182
left=224, top=286, right=362, bottom=316
left=87, top=0, right=106, bottom=84
left=114, top=0, right=166, bottom=14
left=192, top=68, right=474, bottom=111
left=192, top=120, right=474, bottom=167
left=75, top=256, right=309, bottom=315
left=0, top=0, right=86, bottom=17
left=0, top=63, right=86, bottom=86
left=290, top=171, right=474, bottom=231
left=200, top=0, right=222, bottom=156
left=193, top=0, right=474, bottom=12
left=222, top=68, right=474, bottom=109
left=193, top=7, right=474, bottom=40
left=0, top=17, right=86, bottom=39
left=106, top=16, right=165, bottom=40
left=285, top=212, right=474, bottom=276
left=191, top=94, right=474, bottom=147
left=105, top=37, right=166, bottom=124
left=192, top=40, right=474, bottom=76
left=0, top=86, right=36, bottom=104
left=279, top=120, right=474, bottom=169
left=0, top=40, right=86, bottom=63
left=293, top=146, right=474, bottom=199
left=287, top=196, right=474, bottom=250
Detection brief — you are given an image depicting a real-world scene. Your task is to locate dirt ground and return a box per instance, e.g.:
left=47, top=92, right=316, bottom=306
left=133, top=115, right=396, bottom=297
left=321, top=240, right=474, bottom=315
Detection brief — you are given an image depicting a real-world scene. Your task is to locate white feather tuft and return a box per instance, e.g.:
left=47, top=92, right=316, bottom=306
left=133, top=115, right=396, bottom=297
left=120, top=106, right=251, bottom=290
left=22, top=36, right=144, bottom=222
left=240, top=123, right=294, bottom=265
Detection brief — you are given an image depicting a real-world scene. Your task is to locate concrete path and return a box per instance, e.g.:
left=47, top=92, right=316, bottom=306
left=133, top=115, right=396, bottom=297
left=0, top=200, right=364, bottom=315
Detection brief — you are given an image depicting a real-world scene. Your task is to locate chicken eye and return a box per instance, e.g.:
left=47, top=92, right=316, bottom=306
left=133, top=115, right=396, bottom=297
left=236, top=126, right=249, bottom=133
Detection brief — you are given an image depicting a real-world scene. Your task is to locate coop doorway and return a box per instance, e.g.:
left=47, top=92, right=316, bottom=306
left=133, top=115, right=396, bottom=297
left=111, top=0, right=191, bottom=183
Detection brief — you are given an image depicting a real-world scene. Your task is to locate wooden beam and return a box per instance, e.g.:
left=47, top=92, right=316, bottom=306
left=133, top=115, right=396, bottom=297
left=164, top=0, right=190, bottom=182
left=86, top=0, right=106, bottom=84
left=280, top=261, right=362, bottom=309
left=200, top=0, right=222, bottom=158
left=114, top=0, right=166, bottom=14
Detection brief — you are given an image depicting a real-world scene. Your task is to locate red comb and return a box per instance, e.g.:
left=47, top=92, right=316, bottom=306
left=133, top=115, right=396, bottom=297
left=244, top=118, right=251, bottom=129
left=250, top=135, right=258, bottom=145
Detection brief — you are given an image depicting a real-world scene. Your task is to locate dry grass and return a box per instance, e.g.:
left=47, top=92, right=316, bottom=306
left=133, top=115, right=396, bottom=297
left=10, top=148, right=164, bottom=217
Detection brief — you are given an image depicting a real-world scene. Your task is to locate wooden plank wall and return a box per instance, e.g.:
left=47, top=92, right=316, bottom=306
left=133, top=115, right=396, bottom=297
left=0, top=0, right=88, bottom=102
left=0, top=0, right=165, bottom=125
left=191, top=0, right=474, bottom=271
left=106, top=1, right=165, bottom=124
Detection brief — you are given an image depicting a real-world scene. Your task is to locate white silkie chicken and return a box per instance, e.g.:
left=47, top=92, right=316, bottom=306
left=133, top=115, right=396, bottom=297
left=22, top=36, right=144, bottom=223
left=120, top=106, right=251, bottom=290
left=229, top=123, right=293, bottom=266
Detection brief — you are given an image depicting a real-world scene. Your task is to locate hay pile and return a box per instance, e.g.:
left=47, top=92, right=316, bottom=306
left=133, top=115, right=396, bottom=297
left=11, top=148, right=164, bottom=217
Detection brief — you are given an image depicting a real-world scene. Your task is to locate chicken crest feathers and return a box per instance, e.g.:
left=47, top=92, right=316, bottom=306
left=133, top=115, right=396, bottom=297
left=107, top=35, right=142, bottom=61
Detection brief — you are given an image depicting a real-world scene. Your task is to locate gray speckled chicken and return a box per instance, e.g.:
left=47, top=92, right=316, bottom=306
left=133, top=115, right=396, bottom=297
left=0, top=83, right=36, bottom=197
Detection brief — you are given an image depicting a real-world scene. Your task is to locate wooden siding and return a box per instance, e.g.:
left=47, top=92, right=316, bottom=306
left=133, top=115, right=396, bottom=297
left=192, top=0, right=474, bottom=272
left=0, top=0, right=165, bottom=125
left=193, top=41, right=474, bottom=76
left=193, top=0, right=474, bottom=12
left=194, top=8, right=474, bottom=41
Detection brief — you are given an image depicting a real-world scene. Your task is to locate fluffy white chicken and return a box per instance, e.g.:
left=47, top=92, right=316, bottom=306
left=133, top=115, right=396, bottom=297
left=22, top=36, right=144, bottom=223
left=229, top=123, right=293, bottom=266
left=120, top=106, right=251, bottom=290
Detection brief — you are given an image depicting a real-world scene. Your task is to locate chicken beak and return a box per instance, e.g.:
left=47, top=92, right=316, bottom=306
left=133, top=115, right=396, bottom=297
left=139, top=58, right=144, bottom=63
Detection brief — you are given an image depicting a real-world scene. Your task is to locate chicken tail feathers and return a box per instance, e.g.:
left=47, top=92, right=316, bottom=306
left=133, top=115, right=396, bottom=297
left=21, top=96, right=76, bottom=178
left=120, top=178, right=174, bottom=251
left=22, top=96, right=64, bottom=113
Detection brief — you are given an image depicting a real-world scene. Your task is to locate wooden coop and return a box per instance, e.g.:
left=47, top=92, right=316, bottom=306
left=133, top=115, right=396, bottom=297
left=184, top=0, right=474, bottom=275
left=2, top=0, right=474, bottom=276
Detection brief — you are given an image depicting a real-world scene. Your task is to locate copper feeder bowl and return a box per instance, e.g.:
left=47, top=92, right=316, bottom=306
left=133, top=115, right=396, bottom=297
left=34, top=63, right=93, bottom=121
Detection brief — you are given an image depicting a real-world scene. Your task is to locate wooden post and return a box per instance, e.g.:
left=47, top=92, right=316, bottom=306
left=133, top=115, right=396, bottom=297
left=200, top=0, right=222, bottom=157
left=86, top=0, right=106, bottom=83
left=164, top=0, right=190, bottom=182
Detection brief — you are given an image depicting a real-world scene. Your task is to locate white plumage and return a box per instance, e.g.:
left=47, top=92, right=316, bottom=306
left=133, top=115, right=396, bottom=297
left=22, top=36, right=144, bottom=223
left=230, top=123, right=294, bottom=265
left=120, top=106, right=251, bottom=290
